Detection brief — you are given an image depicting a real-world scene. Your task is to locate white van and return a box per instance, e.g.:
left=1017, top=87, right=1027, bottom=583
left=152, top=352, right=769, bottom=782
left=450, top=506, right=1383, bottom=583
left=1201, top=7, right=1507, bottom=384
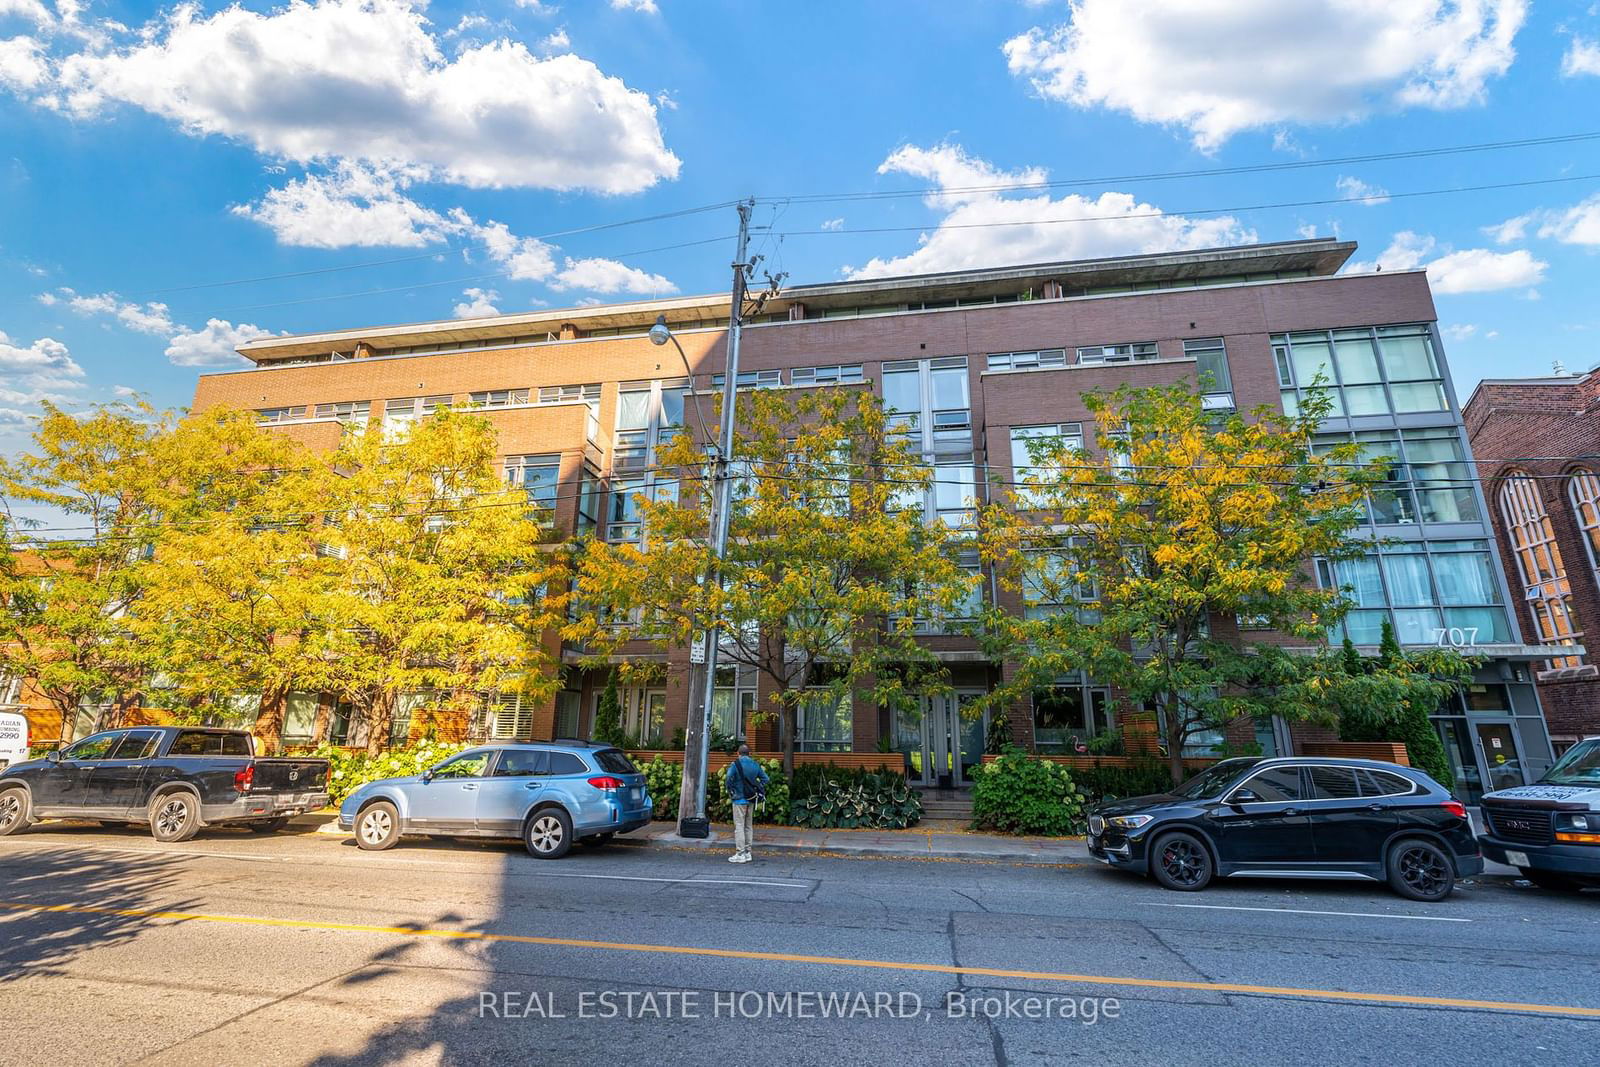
left=0, top=712, right=27, bottom=772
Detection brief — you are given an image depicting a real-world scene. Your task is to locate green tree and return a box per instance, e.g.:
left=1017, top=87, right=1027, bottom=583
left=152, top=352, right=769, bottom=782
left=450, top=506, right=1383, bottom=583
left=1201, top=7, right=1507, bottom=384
left=306, top=409, right=565, bottom=753
left=0, top=401, right=172, bottom=742
left=570, top=387, right=977, bottom=775
left=593, top=672, right=626, bottom=747
left=978, top=382, right=1391, bottom=783
left=1328, top=621, right=1463, bottom=788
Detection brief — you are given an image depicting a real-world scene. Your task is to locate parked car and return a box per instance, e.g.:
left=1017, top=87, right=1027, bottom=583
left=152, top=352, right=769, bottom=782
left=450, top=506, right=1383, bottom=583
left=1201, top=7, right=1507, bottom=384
left=0, top=711, right=26, bottom=773
left=0, top=726, right=329, bottom=843
left=1086, top=756, right=1482, bottom=902
left=338, top=741, right=652, bottom=858
left=1480, top=735, right=1600, bottom=892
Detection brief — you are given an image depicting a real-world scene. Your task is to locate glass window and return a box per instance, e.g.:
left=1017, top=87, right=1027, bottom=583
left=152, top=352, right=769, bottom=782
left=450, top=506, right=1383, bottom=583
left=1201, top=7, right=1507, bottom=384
left=1499, top=472, right=1583, bottom=668
left=1432, top=549, right=1500, bottom=605
left=658, top=381, right=687, bottom=429
left=1307, top=765, right=1361, bottom=799
left=1077, top=342, right=1157, bottom=364
left=1389, top=382, right=1447, bottom=413
left=63, top=731, right=121, bottom=761
left=1376, top=329, right=1438, bottom=379
left=1238, top=765, right=1304, bottom=801
left=1032, top=676, right=1108, bottom=750
left=1381, top=552, right=1435, bottom=605
left=1358, top=769, right=1417, bottom=797
left=616, top=385, right=651, bottom=431
left=495, top=749, right=549, bottom=777
left=431, top=751, right=491, bottom=779
left=595, top=750, right=639, bottom=775
left=282, top=692, right=318, bottom=742
left=799, top=690, right=853, bottom=752
left=1289, top=338, right=1334, bottom=387
left=932, top=463, right=977, bottom=526
left=548, top=752, right=587, bottom=775
left=1333, top=336, right=1381, bottom=384
left=929, top=363, right=969, bottom=410
left=170, top=731, right=251, bottom=756
left=469, top=389, right=529, bottom=408
left=1568, top=471, right=1600, bottom=573
left=506, top=455, right=560, bottom=514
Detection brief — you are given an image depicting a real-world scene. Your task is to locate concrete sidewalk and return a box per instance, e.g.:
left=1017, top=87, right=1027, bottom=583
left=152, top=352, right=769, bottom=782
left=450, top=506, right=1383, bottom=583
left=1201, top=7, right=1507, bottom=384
left=294, top=812, right=1520, bottom=876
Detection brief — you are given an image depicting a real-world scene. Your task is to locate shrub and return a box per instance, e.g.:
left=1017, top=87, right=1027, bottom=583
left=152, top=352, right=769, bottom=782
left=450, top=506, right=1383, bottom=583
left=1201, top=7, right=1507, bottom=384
left=970, top=747, right=1087, bottom=836
left=790, top=772, right=922, bottom=829
left=309, top=738, right=468, bottom=805
left=1069, top=757, right=1175, bottom=805
left=594, top=675, right=626, bottom=748
left=789, top=762, right=910, bottom=801
left=638, top=756, right=790, bottom=825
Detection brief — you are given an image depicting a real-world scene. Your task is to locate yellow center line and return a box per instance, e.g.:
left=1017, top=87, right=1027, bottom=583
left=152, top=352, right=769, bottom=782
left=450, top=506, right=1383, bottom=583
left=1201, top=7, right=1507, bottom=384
left=2, top=899, right=1596, bottom=1019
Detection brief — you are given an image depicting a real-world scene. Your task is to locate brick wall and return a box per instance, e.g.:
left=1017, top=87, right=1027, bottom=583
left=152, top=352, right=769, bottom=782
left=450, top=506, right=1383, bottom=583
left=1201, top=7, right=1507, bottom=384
left=1464, top=369, right=1600, bottom=741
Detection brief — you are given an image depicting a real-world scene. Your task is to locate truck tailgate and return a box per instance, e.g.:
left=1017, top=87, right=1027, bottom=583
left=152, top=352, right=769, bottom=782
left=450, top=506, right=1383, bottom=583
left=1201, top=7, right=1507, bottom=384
left=252, top=758, right=330, bottom=794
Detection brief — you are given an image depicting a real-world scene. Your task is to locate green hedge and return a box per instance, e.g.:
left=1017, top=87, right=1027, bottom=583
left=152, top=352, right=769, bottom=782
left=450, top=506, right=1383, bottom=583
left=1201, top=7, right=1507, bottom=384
left=1068, top=758, right=1177, bottom=805
left=309, top=739, right=469, bottom=805
left=970, top=748, right=1087, bottom=836
left=639, top=756, right=791, bottom=825
left=789, top=762, right=910, bottom=801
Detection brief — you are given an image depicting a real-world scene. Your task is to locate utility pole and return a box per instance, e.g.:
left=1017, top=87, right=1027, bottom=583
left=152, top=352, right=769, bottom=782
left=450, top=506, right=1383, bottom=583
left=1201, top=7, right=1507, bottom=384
left=677, top=198, right=756, bottom=838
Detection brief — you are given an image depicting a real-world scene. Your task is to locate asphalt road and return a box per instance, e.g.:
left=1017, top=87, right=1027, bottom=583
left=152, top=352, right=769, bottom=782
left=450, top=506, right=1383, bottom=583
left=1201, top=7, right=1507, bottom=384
left=1, top=822, right=1597, bottom=1066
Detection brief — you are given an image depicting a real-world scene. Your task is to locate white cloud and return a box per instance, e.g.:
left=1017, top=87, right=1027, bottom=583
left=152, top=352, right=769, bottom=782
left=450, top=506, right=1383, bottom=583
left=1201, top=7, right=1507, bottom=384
left=164, top=318, right=277, bottom=367
left=551, top=257, right=677, bottom=295
left=1004, top=0, right=1526, bottom=151
left=1336, top=175, right=1389, bottom=205
left=0, top=329, right=84, bottom=387
left=1443, top=323, right=1477, bottom=341
left=232, top=162, right=454, bottom=248
left=55, top=287, right=175, bottom=335
left=1564, top=36, right=1600, bottom=76
left=0, top=0, right=53, bottom=27
left=46, top=0, right=679, bottom=193
left=610, top=0, right=658, bottom=13
left=1492, top=193, right=1600, bottom=248
left=1347, top=231, right=1546, bottom=294
left=846, top=143, right=1254, bottom=279
left=460, top=213, right=559, bottom=282
left=654, top=89, right=677, bottom=111
left=1296, top=222, right=1319, bottom=239
left=821, top=217, right=844, bottom=231
left=112, top=384, right=139, bottom=397
left=452, top=287, right=502, bottom=318
left=0, top=35, right=49, bottom=91
left=513, top=0, right=557, bottom=12
left=540, top=27, right=570, bottom=51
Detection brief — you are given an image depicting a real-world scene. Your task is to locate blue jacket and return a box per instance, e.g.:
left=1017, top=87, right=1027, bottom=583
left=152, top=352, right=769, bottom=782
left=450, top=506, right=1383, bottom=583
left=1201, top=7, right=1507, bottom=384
left=724, top=756, right=770, bottom=804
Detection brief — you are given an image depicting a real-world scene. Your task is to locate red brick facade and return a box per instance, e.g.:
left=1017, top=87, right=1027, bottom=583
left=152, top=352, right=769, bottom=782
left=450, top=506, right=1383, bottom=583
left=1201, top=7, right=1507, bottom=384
left=1464, top=369, right=1600, bottom=744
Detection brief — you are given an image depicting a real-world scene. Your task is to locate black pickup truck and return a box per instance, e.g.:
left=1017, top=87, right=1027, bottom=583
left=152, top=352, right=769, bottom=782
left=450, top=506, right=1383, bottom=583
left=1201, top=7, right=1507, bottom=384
left=0, top=726, right=329, bottom=843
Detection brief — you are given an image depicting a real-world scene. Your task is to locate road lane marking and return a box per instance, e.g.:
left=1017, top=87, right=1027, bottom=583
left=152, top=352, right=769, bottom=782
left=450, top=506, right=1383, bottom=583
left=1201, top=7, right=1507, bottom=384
left=1150, top=903, right=1472, bottom=923
left=0, top=842, right=807, bottom=888
left=1, top=900, right=1592, bottom=1019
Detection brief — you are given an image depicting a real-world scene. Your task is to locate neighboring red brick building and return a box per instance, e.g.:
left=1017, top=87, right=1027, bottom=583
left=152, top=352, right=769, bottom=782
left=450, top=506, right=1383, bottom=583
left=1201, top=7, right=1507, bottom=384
left=47, top=237, right=1545, bottom=800
left=1465, top=367, right=1600, bottom=751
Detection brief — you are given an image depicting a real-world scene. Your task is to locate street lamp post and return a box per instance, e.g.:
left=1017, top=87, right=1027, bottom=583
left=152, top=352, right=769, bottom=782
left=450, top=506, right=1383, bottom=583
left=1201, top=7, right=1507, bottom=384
left=650, top=199, right=754, bottom=839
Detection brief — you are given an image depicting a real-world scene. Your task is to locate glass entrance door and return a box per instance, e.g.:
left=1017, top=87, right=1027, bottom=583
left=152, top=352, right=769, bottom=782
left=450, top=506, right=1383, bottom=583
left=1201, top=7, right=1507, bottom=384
left=1474, top=720, right=1526, bottom=795
left=898, top=693, right=985, bottom=787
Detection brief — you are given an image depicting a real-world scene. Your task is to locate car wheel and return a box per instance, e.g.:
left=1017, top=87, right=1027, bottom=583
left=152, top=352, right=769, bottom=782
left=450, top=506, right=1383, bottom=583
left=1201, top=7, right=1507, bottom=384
left=247, top=817, right=292, bottom=834
left=355, top=801, right=400, bottom=851
left=524, top=808, right=573, bottom=859
left=0, top=787, right=31, bottom=836
left=148, top=791, right=201, bottom=843
left=1150, top=831, right=1214, bottom=891
left=1387, top=839, right=1454, bottom=902
left=1522, top=870, right=1585, bottom=893
left=581, top=832, right=615, bottom=848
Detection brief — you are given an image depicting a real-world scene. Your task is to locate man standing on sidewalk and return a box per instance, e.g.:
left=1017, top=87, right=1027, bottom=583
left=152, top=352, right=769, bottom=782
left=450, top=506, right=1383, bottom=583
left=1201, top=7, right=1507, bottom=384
left=724, top=744, right=769, bottom=863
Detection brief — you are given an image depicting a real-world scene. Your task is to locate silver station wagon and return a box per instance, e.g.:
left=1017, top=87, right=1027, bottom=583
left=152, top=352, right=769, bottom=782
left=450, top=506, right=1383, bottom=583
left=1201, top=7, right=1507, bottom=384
left=337, top=741, right=652, bottom=858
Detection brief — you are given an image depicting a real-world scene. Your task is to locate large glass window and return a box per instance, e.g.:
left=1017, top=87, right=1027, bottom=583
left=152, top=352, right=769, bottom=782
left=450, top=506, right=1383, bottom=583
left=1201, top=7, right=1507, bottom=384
left=1315, top=427, right=1479, bottom=527
left=1010, top=423, right=1083, bottom=508
left=1318, top=540, right=1511, bottom=648
left=799, top=689, right=853, bottom=752
left=1274, top=325, right=1447, bottom=417
left=1032, top=674, right=1109, bottom=751
left=1184, top=338, right=1234, bottom=410
left=1499, top=473, right=1583, bottom=669
left=505, top=454, right=560, bottom=517
left=1568, top=470, right=1600, bottom=578
left=282, top=692, right=318, bottom=743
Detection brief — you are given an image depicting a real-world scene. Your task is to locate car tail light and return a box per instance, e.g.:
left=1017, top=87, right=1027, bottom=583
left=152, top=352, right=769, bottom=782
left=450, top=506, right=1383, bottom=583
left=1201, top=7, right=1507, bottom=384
left=1441, top=800, right=1467, bottom=819
left=234, top=765, right=255, bottom=793
left=587, top=776, right=626, bottom=791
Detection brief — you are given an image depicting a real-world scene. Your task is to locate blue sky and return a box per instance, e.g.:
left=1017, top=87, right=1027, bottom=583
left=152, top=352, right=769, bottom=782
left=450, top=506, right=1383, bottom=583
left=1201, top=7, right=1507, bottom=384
left=2, top=0, right=1599, bottom=453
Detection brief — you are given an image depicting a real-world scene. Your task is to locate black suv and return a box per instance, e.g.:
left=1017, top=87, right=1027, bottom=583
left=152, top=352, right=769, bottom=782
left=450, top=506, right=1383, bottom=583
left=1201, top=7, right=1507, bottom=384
left=1086, top=757, right=1482, bottom=901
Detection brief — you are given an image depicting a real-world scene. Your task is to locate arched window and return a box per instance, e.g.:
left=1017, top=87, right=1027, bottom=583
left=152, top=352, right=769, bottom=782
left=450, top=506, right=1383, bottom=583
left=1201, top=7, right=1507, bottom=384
left=1499, top=473, right=1583, bottom=669
left=1566, top=470, right=1600, bottom=575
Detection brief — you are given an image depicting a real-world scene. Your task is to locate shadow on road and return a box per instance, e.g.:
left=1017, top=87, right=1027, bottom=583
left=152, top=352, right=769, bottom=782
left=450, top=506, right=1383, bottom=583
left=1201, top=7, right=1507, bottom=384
left=0, top=841, right=202, bottom=978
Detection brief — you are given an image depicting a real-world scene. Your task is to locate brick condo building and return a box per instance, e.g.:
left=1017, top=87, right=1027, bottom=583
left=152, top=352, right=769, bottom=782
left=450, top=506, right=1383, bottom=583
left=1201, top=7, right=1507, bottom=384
left=145, top=237, right=1566, bottom=801
left=1465, top=366, right=1600, bottom=753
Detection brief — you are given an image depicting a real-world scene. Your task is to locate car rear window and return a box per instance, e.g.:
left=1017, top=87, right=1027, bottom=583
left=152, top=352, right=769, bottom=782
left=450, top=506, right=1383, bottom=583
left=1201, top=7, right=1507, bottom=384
left=1307, top=766, right=1361, bottom=800
left=1358, top=769, right=1417, bottom=797
left=548, top=752, right=587, bottom=776
left=170, top=731, right=251, bottom=756
left=594, top=749, right=638, bottom=775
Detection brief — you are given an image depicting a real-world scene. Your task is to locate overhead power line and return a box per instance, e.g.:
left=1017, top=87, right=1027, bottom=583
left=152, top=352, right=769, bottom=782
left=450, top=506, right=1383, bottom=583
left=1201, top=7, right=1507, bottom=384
left=765, top=131, right=1600, bottom=205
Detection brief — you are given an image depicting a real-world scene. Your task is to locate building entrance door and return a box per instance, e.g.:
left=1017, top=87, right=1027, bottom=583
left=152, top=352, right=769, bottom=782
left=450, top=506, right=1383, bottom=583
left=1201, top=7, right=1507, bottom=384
left=1474, top=720, right=1527, bottom=795
left=896, top=692, right=985, bottom=788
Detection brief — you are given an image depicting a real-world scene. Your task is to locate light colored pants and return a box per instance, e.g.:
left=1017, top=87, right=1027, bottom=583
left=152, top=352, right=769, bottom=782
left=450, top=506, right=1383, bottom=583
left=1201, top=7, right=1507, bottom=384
left=732, top=802, right=753, bottom=856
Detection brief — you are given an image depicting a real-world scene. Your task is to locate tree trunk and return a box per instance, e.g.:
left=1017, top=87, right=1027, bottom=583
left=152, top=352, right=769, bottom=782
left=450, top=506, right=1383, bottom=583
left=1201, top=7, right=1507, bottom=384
left=364, top=690, right=394, bottom=755
left=253, top=685, right=288, bottom=755
left=1166, top=690, right=1186, bottom=786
